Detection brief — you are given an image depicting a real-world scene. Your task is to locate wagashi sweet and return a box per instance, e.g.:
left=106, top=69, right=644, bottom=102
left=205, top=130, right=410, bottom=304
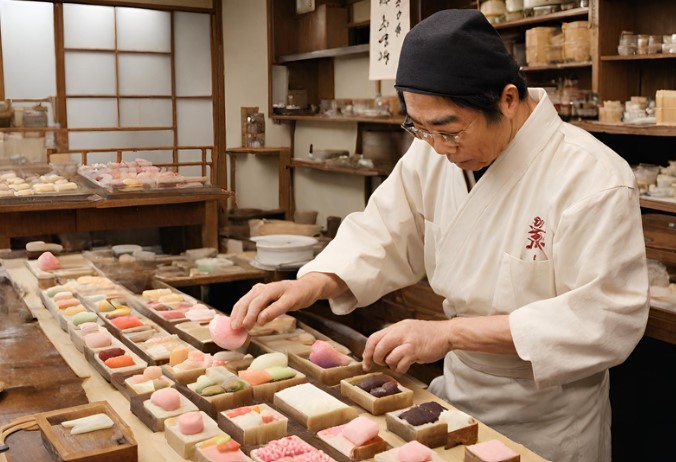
left=464, top=440, right=520, bottom=462
left=308, top=340, right=352, bottom=368
left=209, top=315, right=248, bottom=350
left=37, top=251, right=60, bottom=271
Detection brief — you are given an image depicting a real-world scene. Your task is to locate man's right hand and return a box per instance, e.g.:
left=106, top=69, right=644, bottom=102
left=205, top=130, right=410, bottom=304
left=229, top=272, right=348, bottom=331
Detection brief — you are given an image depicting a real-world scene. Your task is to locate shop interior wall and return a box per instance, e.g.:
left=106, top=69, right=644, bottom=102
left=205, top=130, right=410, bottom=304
left=223, top=0, right=397, bottom=227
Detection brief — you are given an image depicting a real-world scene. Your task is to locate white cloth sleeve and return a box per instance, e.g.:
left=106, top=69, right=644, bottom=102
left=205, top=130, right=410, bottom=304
left=297, top=154, right=427, bottom=314
left=510, top=186, right=650, bottom=388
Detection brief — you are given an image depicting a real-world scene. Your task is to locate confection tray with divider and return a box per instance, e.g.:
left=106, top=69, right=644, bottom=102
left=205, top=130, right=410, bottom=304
left=34, top=401, right=138, bottom=462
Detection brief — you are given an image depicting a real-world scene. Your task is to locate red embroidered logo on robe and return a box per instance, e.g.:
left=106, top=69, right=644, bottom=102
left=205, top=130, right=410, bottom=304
left=526, top=216, right=545, bottom=253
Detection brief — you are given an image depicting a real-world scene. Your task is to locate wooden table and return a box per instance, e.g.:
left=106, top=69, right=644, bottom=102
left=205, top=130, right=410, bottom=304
left=0, top=188, right=230, bottom=250
left=0, top=279, right=88, bottom=462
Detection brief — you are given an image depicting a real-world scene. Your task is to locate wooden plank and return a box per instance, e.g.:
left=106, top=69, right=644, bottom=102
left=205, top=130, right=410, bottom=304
left=570, top=120, right=676, bottom=137
left=646, top=306, right=676, bottom=345
left=76, top=202, right=206, bottom=231
left=54, top=3, right=68, bottom=131
left=0, top=210, right=78, bottom=236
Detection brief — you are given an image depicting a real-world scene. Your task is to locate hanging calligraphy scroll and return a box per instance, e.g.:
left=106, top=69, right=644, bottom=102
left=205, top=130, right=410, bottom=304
left=369, top=0, right=410, bottom=81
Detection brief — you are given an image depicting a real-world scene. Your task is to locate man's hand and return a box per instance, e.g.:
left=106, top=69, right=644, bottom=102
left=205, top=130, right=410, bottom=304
left=362, top=319, right=454, bottom=374
left=230, top=272, right=348, bottom=331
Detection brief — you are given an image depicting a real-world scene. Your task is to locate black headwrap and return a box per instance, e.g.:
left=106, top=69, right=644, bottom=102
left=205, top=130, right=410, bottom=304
left=395, top=9, right=520, bottom=98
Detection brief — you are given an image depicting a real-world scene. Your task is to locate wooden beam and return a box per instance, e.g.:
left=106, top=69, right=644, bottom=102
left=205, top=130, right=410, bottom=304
left=212, top=0, right=227, bottom=191
left=0, top=22, right=5, bottom=100
left=53, top=3, right=68, bottom=133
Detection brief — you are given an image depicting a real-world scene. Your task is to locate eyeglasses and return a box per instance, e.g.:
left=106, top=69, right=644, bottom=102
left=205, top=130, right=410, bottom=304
left=401, top=115, right=478, bottom=147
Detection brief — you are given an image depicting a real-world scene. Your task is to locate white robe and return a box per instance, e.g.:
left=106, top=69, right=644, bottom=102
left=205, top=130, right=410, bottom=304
left=298, top=88, right=649, bottom=462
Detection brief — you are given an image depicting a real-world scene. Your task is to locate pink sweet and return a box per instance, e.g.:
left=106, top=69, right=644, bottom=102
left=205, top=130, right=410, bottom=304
left=341, top=416, right=379, bottom=446
left=150, top=387, right=181, bottom=411
left=144, top=365, right=163, bottom=380
left=178, top=411, right=204, bottom=435
left=466, top=440, right=519, bottom=462
left=78, top=322, right=99, bottom=336
left=130, top=374, right=150, bottom=384
left=84, top=330, right=112, bottom=348
left=56, top=298, right=80, bottom=309
left=308, top=340, right=352, bottom=368
left=397, top=441, right=434, bottom=462
left=185, top=304, right=216, bottom=322
left=209, top=315, right=248, bottom=350
left=159, top=310, right=186, bottom=320
left=37, top=252, right=60, bottom=271
left=201, top=445, right=249, bottom=462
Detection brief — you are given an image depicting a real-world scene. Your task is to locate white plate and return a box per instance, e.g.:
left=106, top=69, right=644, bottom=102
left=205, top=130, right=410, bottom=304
left=112, top=244, right=142, bottom=256
left=250, top=258, right=311, bottom=271
left=250, top=234, right=318, bottom=248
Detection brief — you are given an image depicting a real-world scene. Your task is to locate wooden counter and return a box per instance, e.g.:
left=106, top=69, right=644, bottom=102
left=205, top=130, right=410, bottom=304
left=0, top=188, right=230, bottom=250
left=0, top=268, right=551, bottom=462
left=0, top=279, right=88, bottom=462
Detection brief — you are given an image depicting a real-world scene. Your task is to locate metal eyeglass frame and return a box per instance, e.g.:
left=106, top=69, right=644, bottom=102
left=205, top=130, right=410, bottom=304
left=400, top=115, right=478, bottom=147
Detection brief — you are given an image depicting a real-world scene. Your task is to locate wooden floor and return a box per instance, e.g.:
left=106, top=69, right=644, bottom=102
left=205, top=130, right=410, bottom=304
left=0, top=279, right=88, bottom=462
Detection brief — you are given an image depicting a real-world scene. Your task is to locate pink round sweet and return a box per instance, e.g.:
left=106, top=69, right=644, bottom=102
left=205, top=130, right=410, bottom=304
left=150, top=387, right=181, bottom=411
left=178, top=411, right=204, bottom=435
left=84, top=330, right=112, bottom=348
left=209, top=315, right=248, bottom=350
left=130, top=374, right=150, bottom=384
left=143, top=366, right=162, bottom=380
left=397, top=441, right=434, bottom=462
left=37, top=251, right=60, bottom=271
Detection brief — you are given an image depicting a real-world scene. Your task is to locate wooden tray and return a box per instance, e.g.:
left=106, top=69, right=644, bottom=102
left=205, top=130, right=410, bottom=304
left=84, top=338, right=147, bottom=382
left=26, top=254, right=97, bottom=282
left=174, top=320, right=220, bottom=353
left=130, top=393, right=199, bottom=432
left=316, top=420, right=390, bottom=461
left=273, top=383, right=358, bottom=432
left=385, top=403, right=451, bottom=449
left=249, top=323, right=351, bottom=357
left=164, top=411, right=223, bottom=460
left=35, top=401, right=137, bottom=462
left=374, top=445, right=446, bottom=462
left=195, top=437, right=254, bottom=462
left=229, top=364, right=307, bottom=403
left=340, top=373, right=414, bottom=415
left=217, top=403, right=288, bottom=446
left=68, top=318, right=105, bottom=353
left=177, top=380, right=253, bottom=419
left=288, top=350, right=364, bottom=386
left=110, top=368, right=175, bottom=402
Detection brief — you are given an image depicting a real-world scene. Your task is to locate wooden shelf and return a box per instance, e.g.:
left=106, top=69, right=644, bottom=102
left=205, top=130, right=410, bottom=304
left=494, top=7, right=589, bottom=30
left=347, top=20, right=369, bottom=29
left=225, top=147, right=287, bottom=156
left=272, top=114, right=404, bottom=125
left=289, top=158, right=389, bottom=177
left=646, top=305, right=676, bottom=345
left=276, top=44, right=369, bottom=63
left=520, top=61, right=592, bottom=72
left=571, top=120, right=676, bottom=137
left=641, top=197, right=676, bottom=214
left=601, top=53, right=676, bottom=61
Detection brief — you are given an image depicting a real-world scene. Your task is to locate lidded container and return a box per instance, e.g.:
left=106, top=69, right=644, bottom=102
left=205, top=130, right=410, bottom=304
left=562, top=21, right=591, bottom=62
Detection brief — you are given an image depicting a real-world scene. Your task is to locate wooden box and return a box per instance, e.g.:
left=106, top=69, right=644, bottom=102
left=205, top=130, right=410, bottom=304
left=217, top=403, right=288, bottom=446
left=162, top=363, right=208, bottom=386
left=164, top=411, right=223, bottom=460
left=131, top=392, right=198, bottom=432
left=84, top=338, right=147, bottom=382
left=195, top=436, right=254, bottom=462
left=385, top=404, right=450, bottom=449
left=273, top=383, right=358, bottom=432
left=179, top=381, right=253, bottom=419
left=340, top=373, right=413, bottom=415
left=35, top=401, right=137, bottom=462
left=175, top=320, right=220, bottom=353
left=316, top=420, right=390, bottom=461
left=288, top=351, right=363, bottom=386
left=110, top=368, right=175, bottom=402
left=375, top=445, right=446, bottom=462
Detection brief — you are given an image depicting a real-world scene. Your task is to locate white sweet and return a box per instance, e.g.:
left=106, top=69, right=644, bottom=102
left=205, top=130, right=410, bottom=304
left=275, top=383, right=349, bottom=416
left=438, top=409, right=474, bottom=432
left=61, top=413, right=114, bottom=434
